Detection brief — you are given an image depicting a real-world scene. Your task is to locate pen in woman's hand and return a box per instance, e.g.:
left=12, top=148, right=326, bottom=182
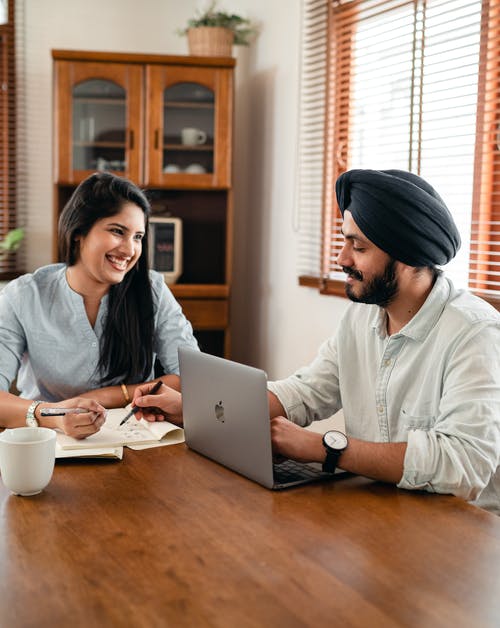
left=40, top=408, right=89, bottom=417
left=119, top=380, right=163, bottom=426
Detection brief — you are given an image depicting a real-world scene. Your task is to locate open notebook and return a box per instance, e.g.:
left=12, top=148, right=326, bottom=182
left=56, top=443, right=124, bottom=460
left=56, top=406, right=184, bottom=457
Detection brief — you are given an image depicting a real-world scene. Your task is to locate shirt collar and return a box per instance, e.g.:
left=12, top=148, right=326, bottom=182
left=60, top=263, right=109, bottom=308
left=370, top=274, right=452, bottom=342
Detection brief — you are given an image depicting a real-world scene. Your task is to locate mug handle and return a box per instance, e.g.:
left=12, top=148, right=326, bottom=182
left=197, top=130, right=207, bottom=145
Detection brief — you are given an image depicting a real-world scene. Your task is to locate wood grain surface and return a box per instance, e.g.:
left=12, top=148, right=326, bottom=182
left=1, top=444, right=499, bottom=627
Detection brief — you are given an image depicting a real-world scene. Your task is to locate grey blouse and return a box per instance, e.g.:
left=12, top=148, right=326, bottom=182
left=0, top=264, right=198, bottom=400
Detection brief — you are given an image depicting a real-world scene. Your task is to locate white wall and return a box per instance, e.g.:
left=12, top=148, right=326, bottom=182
left=22, top=0, right=348, bottom=379
left=22, top=0, right=195, bottom=269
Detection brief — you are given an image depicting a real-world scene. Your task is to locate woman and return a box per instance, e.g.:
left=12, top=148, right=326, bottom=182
left=0, top=172, right=198, bottom=438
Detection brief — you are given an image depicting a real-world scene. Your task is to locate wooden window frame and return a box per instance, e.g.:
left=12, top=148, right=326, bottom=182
left=299, top=0, right=500, bottom=311
left=469, top=0, right=500, bottom=309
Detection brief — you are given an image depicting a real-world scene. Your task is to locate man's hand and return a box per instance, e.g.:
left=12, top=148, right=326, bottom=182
left=131, top=381, right=183, bottom=426
left=272, top=416, right=408, bottom=483
left=270, top=416, right=325, bottom=463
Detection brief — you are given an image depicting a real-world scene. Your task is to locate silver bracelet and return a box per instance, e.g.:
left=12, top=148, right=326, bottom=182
left=25, top=400, right=43, bottom=427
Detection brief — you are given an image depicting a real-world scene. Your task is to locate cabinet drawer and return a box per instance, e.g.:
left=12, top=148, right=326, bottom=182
left=179, top=299, right=228, bottom=330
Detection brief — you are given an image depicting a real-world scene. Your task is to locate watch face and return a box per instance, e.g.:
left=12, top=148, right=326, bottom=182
left=323, top=430, right=348, bottom=450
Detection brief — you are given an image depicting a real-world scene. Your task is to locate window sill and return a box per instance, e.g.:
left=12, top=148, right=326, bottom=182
left=299, top=275, right=500, bottom=311
left=0, top=270, right=24, bottom=282
left=298, top=275, right=347, bottom=297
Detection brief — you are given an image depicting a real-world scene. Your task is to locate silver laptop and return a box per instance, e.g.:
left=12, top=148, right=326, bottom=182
left=179, top=347, right=345, bottom=489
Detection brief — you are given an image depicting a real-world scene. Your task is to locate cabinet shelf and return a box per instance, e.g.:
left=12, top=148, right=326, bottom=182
left=165, top=101, right=214, bottom=110
left=169, top=284, right=229, bottom=298
left=73, top=141, right=126, bottom=148
left=163, top=144, right=214, bottom=152
left=73, top=97, right=125, bottom=106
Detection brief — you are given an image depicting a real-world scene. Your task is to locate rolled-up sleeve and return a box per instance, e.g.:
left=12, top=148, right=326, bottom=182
left=398, top=323, right=500, bottom=501
left=268, top=334, right=342, bottom=426
left=0, top=291, right=27, bottom=391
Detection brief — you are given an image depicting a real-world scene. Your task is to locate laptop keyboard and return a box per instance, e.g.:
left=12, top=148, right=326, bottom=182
left=273, top=459, right=326, bottom=485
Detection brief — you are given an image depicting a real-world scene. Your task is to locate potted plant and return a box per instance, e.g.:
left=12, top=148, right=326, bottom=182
left=178, top=1, right=257, bottom=57
left=0, top=227, right=24, bottom=262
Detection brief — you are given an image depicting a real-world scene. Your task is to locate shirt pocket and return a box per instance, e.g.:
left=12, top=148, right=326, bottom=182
left=400, top=400, right=437, bottom=430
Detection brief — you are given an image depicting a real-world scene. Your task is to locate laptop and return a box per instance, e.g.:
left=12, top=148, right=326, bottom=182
left=179, top=347, right=346, bottom=489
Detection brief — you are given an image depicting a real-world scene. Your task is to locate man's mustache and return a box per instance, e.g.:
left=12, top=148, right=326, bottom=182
left=342, top=266, right=363, bottom=281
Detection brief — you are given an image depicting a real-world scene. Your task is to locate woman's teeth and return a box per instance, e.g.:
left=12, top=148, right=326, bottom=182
left=107, top=255, right=128, bottom=270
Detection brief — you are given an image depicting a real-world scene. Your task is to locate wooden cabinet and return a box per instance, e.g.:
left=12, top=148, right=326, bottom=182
left=52, top=50, right=235, bottom=358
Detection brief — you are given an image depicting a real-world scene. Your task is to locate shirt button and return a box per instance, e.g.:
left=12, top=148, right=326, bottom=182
left=92, top=342, right=97, bottom=347
left=378, top=405, right=384, bottom=413
left=384, top=359, right=391, bottom=366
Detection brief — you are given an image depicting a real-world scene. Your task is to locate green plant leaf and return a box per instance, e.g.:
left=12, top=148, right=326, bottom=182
left=0, top=228, right=25, bottom=252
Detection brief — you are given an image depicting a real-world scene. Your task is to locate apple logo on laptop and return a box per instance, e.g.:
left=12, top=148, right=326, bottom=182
left=214, top=400, right=225, bottom=423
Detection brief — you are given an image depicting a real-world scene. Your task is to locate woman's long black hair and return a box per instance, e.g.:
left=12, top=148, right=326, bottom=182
left=58, top=172, right=155, bottom=385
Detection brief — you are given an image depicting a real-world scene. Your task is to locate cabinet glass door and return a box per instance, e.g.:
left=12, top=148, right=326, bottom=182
left=162, top=82, right=215, bottom=176
left=72, top=79, right=126, bottom=173
left=146, top=64, right=232, bottom=187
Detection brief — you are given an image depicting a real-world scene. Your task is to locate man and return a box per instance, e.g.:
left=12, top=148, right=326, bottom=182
left=268, top=169, right=500, bottom=514
left=132, top=169, right=500, bottom=514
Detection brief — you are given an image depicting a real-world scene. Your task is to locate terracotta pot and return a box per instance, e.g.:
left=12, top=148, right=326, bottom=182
left=187, top=26, right=234, bottom=57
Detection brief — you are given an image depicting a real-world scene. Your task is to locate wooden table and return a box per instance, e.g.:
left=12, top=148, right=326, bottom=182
left=1, top=444, right=499, bottom=628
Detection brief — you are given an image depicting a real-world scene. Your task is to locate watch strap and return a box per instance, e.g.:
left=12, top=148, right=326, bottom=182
left=26, top=400, right=42, bottom=427
left=322, top=449, right=342, bottom=473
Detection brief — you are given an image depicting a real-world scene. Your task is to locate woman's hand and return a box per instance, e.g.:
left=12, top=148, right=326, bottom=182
left=39, top=397, right=107, bottom=440
left=131, top=381, right=183, bottom=426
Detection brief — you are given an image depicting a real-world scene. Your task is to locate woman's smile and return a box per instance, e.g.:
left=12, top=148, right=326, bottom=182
left=106, top=254, right=131, bottom=272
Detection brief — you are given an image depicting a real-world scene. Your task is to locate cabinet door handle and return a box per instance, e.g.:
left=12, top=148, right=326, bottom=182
left=154, top=129, right=160, bottom=150
left=129, top=129, right=134, bottom=150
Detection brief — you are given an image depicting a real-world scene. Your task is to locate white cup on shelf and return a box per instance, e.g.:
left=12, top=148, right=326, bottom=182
left=0, top=427, right=56, bottom=496
left=181, top=127, right=207, bottom=146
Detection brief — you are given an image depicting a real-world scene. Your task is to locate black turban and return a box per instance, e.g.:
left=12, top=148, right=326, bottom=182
left=335, top=169, right=461, bottom=266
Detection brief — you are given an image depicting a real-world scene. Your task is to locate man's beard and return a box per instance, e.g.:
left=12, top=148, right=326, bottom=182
left=342, top=258, right=399, bottom=307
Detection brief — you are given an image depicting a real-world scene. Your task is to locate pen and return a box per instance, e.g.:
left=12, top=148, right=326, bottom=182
left=119, top=380, right=163, bottom=426
left=40, top=408, right=89, bottom=417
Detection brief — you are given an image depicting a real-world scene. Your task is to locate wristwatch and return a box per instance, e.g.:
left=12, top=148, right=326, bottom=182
left=25, top=400, right=42, bottom=427
left=322, top=430, right=348, bottom=473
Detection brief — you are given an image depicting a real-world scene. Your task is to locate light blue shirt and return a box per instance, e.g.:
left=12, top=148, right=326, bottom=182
left=0, top=264, right=198, bottom=401
left=268, top=275, right=500, bottom=514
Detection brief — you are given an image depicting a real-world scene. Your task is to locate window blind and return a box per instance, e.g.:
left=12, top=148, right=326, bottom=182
left=0, top=0, right=16, bottom=276
left=296, top=0, right=329, bottom=284
left=0, top=0, right=18, bottom=278
left=298, top=0, right=500, bottom=307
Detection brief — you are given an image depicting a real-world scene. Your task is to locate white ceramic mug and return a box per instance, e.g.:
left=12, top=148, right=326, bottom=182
left=0, top=427, right=56, bottom=496
left=181, top=127, right=207, bottom=146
